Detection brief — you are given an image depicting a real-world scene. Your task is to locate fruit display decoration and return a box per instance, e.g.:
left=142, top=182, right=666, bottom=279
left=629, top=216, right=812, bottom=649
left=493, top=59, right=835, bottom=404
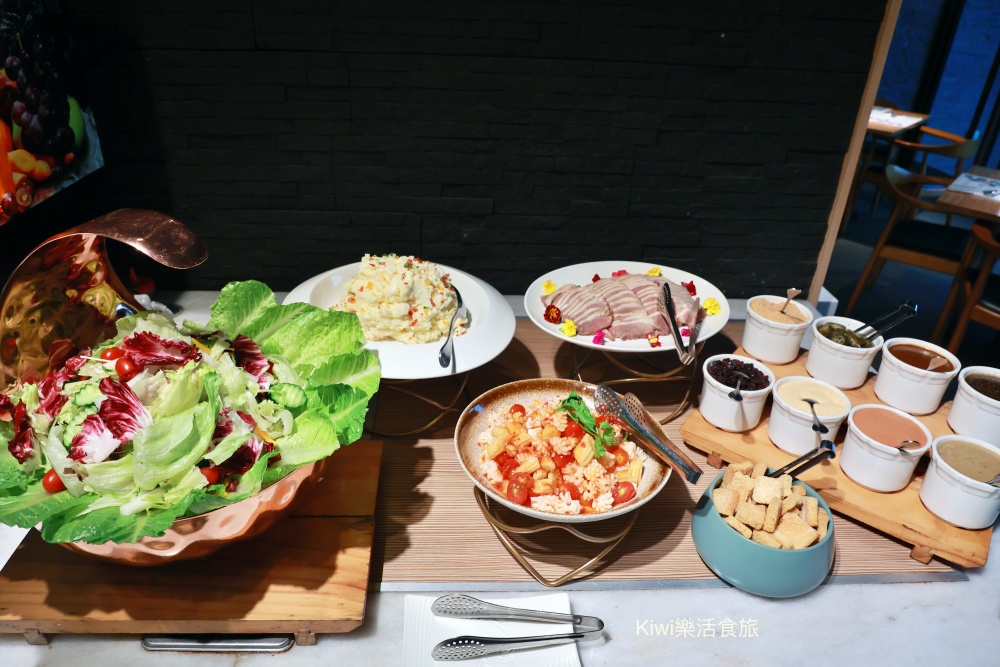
left=0, top=0, right=86, bottom=223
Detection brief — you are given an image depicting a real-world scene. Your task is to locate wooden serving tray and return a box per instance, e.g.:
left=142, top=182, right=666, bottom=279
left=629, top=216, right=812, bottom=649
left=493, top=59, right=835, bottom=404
left=680, top=349, right=992, bottom=568
left=0, top=441, right=383, bottom=645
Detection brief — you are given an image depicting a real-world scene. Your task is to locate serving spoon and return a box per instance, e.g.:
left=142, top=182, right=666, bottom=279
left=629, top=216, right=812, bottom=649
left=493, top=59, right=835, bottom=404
left=780, top=287, right=802, bottom=314
left=988, top=473, right=1000, bottom=487
left=728, top=371, right=749, bottom=402
left=895, top=439, right=923, bottom=451
left=437, top=286, right=466, bottom=370
left=801, top=398, right=829, bottom=435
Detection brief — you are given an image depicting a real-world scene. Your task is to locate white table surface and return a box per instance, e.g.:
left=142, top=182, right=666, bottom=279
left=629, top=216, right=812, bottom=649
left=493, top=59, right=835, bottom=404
left=2, top=291, right=998, bottom=666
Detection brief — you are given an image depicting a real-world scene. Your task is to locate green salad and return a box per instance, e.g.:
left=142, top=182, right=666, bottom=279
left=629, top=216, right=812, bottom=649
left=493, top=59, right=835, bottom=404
left=0, top=280, right=380, bottom=544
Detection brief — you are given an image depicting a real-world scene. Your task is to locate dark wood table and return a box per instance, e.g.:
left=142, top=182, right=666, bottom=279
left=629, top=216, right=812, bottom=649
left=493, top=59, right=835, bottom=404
left=938, top=165, right=1000, bottom=223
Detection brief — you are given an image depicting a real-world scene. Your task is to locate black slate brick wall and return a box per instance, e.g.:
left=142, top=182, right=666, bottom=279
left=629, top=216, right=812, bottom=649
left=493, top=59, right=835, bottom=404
left=10, top=0, right=886, bottom=297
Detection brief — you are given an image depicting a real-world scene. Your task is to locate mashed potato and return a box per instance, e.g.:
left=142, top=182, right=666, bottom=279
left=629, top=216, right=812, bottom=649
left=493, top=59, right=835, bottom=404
left=336, top=254, right=467, bottom=344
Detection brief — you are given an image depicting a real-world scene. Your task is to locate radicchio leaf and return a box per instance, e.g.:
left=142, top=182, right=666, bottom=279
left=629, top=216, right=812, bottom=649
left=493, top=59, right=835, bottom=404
left=69, top=414, right=120, bottom=464
left=121, top=331, right=202, bottom=368
left=37, top=373, right=70, bottom=419
left=7, top=401, right=35, bottom=463
left=232, top=335, right=272, bottom=390
left=98, top=377, right=153, bottom=442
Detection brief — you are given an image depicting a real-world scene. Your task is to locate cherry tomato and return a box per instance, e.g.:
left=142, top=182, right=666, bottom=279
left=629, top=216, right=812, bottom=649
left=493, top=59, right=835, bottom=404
left=596, top=414, right=623, bottom=427
left=115, top=357, right=140, bottom=381
left=612, top=481, right=637, bottom=506
left=199, top=466, right=220, bottom=485
left=506, top=472, right=533, bottom=506
left=42, top=468, right=65, bottom=493
left=495, top=452, right=519, bottom=478
left=608, top=446, right=630, bottom=468
left=100, top=346, right=125, bottom=361
left=561, top=421, right=585, bottom=439
left=509, top=404, right=526, bottom=417
left=559, top=481, right=581, bottom=501
left=552, top=453, right=575, bottom=469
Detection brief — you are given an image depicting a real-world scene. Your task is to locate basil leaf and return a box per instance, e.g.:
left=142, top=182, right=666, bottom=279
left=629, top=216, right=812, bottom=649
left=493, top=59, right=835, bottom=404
left=556, top=391, right=612, bottom=458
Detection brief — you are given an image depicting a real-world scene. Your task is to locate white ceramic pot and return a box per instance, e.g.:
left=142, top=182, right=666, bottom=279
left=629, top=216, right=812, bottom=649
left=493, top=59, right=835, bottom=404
left=920, top=435, right=1000, bottom=530
left=699, top=354, right=775, bottom=433
left=742, top=296, right=814, bottom=365
left=839, top=404, right=932, bottom=492
left=805, top=316, right=883, bottom=389
left=873, top=338, right=961, bottom=415
left=948, top=367, right=1000, bottom=447
left=768, top=376, right=851, bottom=456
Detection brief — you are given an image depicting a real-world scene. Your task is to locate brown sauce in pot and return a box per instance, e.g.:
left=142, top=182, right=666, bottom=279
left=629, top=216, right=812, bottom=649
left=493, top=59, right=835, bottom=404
left=888, top=343, right=953, bottom=373
left=852, top=406, right=927, bottom=448
left=967, top=374, right=1000, bottom=401
left=938, top=439, right=1000, bottom=483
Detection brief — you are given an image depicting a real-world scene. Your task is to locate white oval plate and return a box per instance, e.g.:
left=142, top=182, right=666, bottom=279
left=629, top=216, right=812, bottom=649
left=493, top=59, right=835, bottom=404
left=284, top=263, right=515, bottom=380
left=524, top=260, right=731, bottom=352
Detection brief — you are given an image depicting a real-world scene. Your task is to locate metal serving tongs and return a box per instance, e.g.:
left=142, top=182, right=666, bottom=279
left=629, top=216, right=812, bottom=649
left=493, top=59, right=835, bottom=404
left=661, top=282, right=699, bottom=365
left=431, top=594, right=604, bottom=661
left=593, top=385, right=702, bottom=483
left=852, top=300, right=917, bottom=341
left=767, top=440, right=837, bottom=479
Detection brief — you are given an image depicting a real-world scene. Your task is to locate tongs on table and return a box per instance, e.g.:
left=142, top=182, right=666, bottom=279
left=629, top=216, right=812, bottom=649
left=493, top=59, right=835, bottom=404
left=431, top=594, right=604, bottom=661
left=767, top=440, right=837, bottom=480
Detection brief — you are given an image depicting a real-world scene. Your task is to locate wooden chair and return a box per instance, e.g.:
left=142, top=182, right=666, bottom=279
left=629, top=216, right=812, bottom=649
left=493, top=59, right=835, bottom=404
left=932, top=223, right=1000, bottom=352
left=862, top=125, right=980, bottom=219
left=845, top=164, right=976, bottom=316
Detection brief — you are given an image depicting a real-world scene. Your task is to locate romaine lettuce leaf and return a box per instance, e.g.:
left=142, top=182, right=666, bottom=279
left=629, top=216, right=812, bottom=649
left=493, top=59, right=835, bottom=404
left=131, top=403, right=214, bottom=490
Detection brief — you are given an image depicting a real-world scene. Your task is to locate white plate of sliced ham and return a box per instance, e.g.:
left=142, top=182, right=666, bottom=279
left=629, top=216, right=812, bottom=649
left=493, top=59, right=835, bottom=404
left=525, top=261, right=731, bottom=352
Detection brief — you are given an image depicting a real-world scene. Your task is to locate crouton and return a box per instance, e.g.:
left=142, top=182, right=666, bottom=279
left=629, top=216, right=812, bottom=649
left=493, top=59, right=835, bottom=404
left=736, top=500, right=766, bottom=530
left=712, top=487, right=739, bottom=517
left=724, top=515, right=752, bottom=539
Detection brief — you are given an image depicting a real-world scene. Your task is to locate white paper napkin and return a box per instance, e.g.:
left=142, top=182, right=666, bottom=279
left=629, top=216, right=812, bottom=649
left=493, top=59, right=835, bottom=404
left=869, top=106, right=924, bottom=128
left=403, top=593, right=582, bottom=667
left=0, top=524, right=30, bottom=572
left=946, top=173, right=1000, bottom=201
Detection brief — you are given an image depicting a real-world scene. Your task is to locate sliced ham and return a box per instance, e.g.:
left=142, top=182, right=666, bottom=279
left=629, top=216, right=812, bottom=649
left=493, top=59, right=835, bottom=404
left=586, top=278, right=653, bottom=340
left=617, top=274, right=670, bottom=334
left=664, top=279, right=703, bottom=328
left=541, top=284, right=613, bottom=335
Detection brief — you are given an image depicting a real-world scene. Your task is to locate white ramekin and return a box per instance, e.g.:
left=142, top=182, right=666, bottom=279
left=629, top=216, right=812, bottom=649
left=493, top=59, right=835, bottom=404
left=920, top=435, right=1000, bottom=530
left=873, top=338, right=961, bottom=415
left=839, top=404, right=932, bottom=492
left=742, top=295, right=814, bottom=365
left=767, top=376, right=851, bottom=456
left=947, top=366, right=1000, bottom=447
left=805, top=316, right=883, bottom=389
left=699, top=354, right=776, bottom=433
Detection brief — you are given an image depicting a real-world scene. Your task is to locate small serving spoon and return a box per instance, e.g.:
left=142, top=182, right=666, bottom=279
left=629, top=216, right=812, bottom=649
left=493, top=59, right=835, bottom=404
left=896, top=439, right=923, bottom=451
left=437, top=286, right=466, bottom=370
left=728, top=371, right=749, bottom=402
left=987, top=473, right=1000, bottom=487
left=801, top=398, right=829, bottom=435
left=926, top=356, right=950, bottom=372
left=780, top=287, right=802, bottom=314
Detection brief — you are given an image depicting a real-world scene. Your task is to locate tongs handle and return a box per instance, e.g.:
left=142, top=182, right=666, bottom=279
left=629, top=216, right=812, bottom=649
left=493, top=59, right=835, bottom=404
left=432, top=631, right=598, bottom=661
left=661, top=283, right=686, bottom=355
left=853, top=300, right=916, bottom=340
left=768, top=441, right=836, bottom=479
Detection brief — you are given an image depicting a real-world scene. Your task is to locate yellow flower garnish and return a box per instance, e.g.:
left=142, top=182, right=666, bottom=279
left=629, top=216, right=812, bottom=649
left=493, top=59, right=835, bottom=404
left=645, top=266, right=662, bottom=276
left=542, top=280, right=558, bottom=295
left=704, top=297, right=721, bottom=316
left=560, top=319, right=577, bottom=337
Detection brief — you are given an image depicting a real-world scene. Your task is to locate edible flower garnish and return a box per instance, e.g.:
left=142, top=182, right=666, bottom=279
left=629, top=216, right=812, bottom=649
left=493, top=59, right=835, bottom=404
left=647, top=334, right=661, bottom=348
left=611, top=269, right=628, bottom=277
left=542, top=280, right=558, bottom=295
left=592, top=331, right=606, bottom=346
left=704, top=297, right=721, bottom=316
left=555, top=391, right=615, bottom=458
left=645, top=266, right=661, bottom=276
left=682, top=280, right=697, bottom=296
left=544, top=304, right=562, bottom=324
left=681, top=327, right=691, bottom=337
left=591, top=273, right=601, bottom=282
left=560, top=319, right=577, bottom=337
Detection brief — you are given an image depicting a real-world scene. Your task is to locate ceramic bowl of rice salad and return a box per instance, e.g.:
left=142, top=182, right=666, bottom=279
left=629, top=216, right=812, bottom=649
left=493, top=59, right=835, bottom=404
left=455, top=378, right=671, bottom=523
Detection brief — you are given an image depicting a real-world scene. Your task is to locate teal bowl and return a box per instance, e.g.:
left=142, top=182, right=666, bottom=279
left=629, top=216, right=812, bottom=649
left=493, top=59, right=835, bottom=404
left=691, top=472, right=835, bottom=598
